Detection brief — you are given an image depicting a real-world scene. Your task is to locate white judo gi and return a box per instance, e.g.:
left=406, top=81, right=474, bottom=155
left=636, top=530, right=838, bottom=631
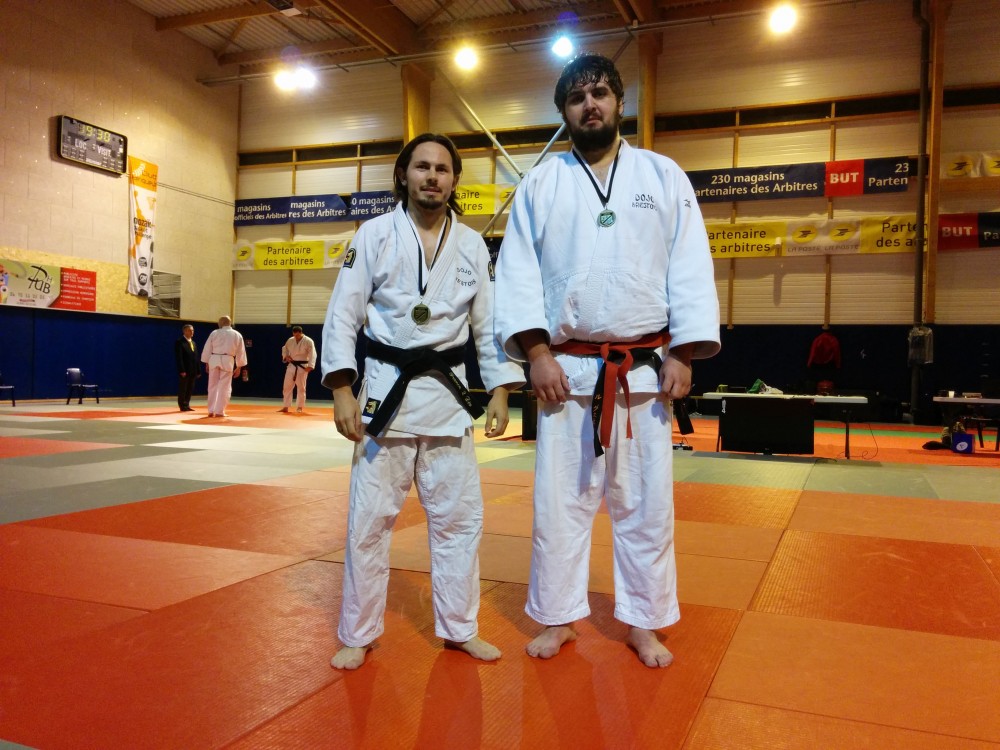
left=281, top=334, right=316, bottom=409
left=494, top=141, right=721, bottom=629
left=322, top=204, right=524, bottom=647
left=200, top=325, right=248, bottom=417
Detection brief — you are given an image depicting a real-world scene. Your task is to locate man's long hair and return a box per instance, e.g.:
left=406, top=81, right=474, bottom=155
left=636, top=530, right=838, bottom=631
left=393, top=133, right=465, bottom=215
left=553, top=53, right=625, bottom=115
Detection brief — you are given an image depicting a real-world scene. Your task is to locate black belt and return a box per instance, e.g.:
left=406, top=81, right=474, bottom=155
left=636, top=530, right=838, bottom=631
left=289, top=360, right=309, bottom=370
left=364, top=337, right=483, bottom=436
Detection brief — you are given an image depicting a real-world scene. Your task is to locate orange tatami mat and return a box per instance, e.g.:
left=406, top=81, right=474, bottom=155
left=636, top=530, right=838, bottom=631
left=0, top=523, right=299, bottom=610
left=0, top=436, right=123, bottom=458
left=229, top=585, right=742, bottom=750
left=751, top=530, right=1000, bottom=640
left=5, top=403, right=1000, bottom=749
left=709, top=611, right=1000, bottom=744
left=684, top=698, right=1000, bottom=750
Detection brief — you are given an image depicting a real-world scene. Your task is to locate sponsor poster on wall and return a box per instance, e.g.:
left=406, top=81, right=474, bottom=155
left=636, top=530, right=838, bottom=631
left=0, top=258, right=96, bottom=311
left=127, top=156, right=158, bottom=296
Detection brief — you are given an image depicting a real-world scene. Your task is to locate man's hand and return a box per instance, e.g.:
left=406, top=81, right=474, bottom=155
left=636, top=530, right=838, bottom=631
left=484, top=386, right=512, bottom=437
left=517, top=330, right=568, bottom=403
left=332, top=386, right=363, bottom=441
left=659, top=343, right=695, bottom=400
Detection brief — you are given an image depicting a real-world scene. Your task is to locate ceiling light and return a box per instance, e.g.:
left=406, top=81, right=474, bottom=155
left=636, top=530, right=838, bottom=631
left=552, top=36, right=574, bottom=58
left=274, top=66, right=316, bottom=91
left=769, top=4, right=797, bottom=34
left=454, top=46, right=478, bottom=70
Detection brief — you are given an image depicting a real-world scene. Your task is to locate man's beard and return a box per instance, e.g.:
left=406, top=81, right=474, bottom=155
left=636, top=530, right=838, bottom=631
left=568, top=112, right=621, bottom=152
left=413, top=191, right=447, bottom=211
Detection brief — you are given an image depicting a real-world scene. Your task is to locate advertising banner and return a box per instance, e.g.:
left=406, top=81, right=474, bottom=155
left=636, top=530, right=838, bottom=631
left=232, top=240, right=350, bottom=270
left=234, top=191, right=394, bottom=226
left=127, top=156, right=158, bottom=296
left=0, top=258, right=97, bottom=310
left=689, top=156, right=914, bottom=204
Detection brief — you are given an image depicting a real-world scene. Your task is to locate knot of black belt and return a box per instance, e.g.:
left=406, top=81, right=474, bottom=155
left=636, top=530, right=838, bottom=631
left=364, top=337, right=483, bottom=437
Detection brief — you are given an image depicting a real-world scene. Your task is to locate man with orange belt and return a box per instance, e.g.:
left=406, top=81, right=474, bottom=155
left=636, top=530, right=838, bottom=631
left=494, top=53, right=721, bottom=668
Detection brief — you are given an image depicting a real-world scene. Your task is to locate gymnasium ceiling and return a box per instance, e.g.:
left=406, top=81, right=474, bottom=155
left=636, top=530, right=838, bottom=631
left=123, top=0, right=821, bottom=81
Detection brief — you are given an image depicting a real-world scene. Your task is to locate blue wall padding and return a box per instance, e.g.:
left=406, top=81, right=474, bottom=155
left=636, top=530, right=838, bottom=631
left=3, top=305, right=999, bottom=424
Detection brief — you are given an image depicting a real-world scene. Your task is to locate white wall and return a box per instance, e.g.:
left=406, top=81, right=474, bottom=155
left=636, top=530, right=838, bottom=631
left=0, top=0, right=239, bottom=321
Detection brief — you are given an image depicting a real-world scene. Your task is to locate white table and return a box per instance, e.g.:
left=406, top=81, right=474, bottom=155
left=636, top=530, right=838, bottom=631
left=701, top=392, right=868, bottom=459
left=933, top=396, right=1000, bottom=450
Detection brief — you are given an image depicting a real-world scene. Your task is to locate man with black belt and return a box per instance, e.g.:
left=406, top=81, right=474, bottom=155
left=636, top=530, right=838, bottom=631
left=321, top=133, right=524, bottom=670
left=280, top=325, right=316, bottom=413
left=201, top=315, right=248, bottom=418
left=494, top=53, right=721, bottom=668
left=174, top=323, right=200, bottom=412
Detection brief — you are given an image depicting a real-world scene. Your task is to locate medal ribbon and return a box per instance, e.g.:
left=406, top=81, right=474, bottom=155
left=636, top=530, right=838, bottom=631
left=571, top=142, right=622, bottom=216
left=407, top=210, right=451, bottom=296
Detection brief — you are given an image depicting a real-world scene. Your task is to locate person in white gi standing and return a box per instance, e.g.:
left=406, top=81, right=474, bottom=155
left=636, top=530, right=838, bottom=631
left=201, top=315, right=248, bottom=418
left=322, top=133, right=525, bottom=670
left=494, top=53, right=721, bottom=668
left=279, top=325, right=316, bottom=413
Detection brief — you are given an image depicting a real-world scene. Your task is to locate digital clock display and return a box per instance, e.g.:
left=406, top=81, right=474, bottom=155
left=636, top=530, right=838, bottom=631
left=58, top=116, right=127, bottom=174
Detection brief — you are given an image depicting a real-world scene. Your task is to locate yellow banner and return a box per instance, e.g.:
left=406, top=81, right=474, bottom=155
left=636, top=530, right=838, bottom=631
left=859, top=216, right=921, bottom=253
left=455, top=184, right=508, bottom=215
left=781, top=219, right=861, bottom=256
left=706, top=222, right=784, bottom=258
left=127, top=156, right=158, bottom=297
left=232, top=240, right=349, bottom=270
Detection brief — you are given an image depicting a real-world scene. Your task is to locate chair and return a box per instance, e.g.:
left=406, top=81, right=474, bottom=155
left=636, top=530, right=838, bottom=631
left=66, top=368, right=100, bottom=404
left=963, top=415, right=1000, bottom=451
left=0, top=371, right=14, bottom=406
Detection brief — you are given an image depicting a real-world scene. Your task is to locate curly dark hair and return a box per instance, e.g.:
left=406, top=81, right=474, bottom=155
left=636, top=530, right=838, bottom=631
left=393, top=133, right=464, bottom=215
left=553, top=53, right=625, bottom=114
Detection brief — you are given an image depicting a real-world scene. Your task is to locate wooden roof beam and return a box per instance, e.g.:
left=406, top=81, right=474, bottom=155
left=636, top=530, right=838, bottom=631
left=313, top=0, right=421, bottom=56
left=156, top=0, right=321, bottom=31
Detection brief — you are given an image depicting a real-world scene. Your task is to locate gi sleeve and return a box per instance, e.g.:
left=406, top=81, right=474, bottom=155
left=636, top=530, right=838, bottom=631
left=469, top=239, right=526, bottom=392
left=321, top=226, right=376, bottom=388
left=493, top=176, right=550, bottom=362
left=664, top=168, right=721, bottom=361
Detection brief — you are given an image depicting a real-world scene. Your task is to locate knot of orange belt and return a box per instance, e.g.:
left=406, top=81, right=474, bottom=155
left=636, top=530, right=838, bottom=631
left=364, top=337, right=484, bottom=437
left=551, top=331, right=671, bottom=457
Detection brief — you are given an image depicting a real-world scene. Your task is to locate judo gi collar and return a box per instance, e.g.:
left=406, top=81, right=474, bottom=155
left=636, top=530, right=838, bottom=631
left=571, top=141, right=622, bottom=228
left=404, top=207, right=451, bottom=324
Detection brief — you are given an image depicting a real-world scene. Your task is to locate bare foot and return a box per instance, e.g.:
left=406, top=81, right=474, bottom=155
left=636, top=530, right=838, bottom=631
left=445, top=637, right=502, bottom=662
left=331, top=645, right=370, bottom=670
left=626, top=627, right=673, bottom=668
left=526, top=625, right=577, bottom=659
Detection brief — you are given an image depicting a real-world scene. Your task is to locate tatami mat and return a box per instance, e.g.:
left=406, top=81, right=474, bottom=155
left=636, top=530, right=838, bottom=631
left=2, top=399, right=1000, bottom=749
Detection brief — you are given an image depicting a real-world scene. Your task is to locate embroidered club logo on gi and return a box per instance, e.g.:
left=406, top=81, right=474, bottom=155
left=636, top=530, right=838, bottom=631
left=343, top=247, right=357, bottom=268
left=363, top=398, right=380, bottom=416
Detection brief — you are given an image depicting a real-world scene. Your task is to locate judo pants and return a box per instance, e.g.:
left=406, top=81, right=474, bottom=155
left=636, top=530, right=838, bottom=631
left=527, top=392, right=679, bottom=630
left=338, top=428, right=483, bottom=647
left=205, top=365, right=234, bottom=415
left=282, top=364, right=309, bottom=408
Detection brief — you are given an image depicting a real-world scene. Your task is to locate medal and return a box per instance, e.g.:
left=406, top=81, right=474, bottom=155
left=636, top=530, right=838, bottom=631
left=573, top=143, right=622, bottom=229
left=411, top=303, right=430, bottom=324
left=405, top=210, right=451, bottom=327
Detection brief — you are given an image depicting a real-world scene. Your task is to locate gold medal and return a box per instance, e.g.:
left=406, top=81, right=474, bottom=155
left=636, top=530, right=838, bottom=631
left=411, top=303, right=430, bottom=324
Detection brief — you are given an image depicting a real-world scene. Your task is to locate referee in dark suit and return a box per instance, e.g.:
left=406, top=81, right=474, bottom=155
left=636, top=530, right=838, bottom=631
left=174, top=323, right=200, bottom=411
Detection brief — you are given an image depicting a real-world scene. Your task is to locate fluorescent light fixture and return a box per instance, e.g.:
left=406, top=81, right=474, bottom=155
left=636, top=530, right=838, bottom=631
left=769, top=3, right=797, bottom=33
left=552, top=35, right=574, bottom=58
left=454, top=46, right=478, bottom=70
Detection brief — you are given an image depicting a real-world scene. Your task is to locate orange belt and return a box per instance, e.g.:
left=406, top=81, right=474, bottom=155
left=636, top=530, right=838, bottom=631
left=551, top=330, right=671, bottom=456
